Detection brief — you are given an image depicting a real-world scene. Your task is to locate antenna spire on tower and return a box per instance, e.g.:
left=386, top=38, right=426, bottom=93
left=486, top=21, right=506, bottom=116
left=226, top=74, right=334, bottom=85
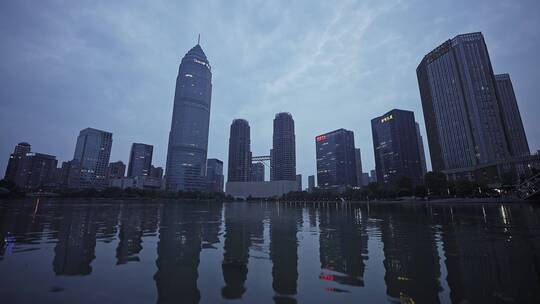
left=198, top=34, right=200, bottom=45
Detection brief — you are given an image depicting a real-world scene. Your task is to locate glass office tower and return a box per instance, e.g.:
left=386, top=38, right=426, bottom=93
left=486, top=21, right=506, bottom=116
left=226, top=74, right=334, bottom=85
left=417, top=32, right=510, bottom=172
left=227, top=119, right=251, bottom=182
left=371, top=109, right=424, bottom=186
left=315, top=129, right=357, bottom=191
left=165, top=43, right=212, bottom=191
left=73, top=127, right=113, bottom=189
left=495, top=74, right=530, bottom=157
left=271, top=113, right=296, bottom=181
left=127, top=143, right=153, bottom=177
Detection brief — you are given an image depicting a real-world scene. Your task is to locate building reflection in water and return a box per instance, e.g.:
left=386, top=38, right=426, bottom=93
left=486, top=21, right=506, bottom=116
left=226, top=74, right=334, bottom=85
left=1, top=200, right=540, bottom=303
left=437, top=204, right=540, bottom=303
left=52, top=204, right=98, bottom=275
left=221, top=203, right=264, bottom=299
left=269, top=202, right=302, bottom=303
left=318, top=203, right=368, bottom=288
left=374, top=204, right=442, bottom=303
left=114, top=204, right=160, bottom=265
left=153, top=202, right=222, bottom=304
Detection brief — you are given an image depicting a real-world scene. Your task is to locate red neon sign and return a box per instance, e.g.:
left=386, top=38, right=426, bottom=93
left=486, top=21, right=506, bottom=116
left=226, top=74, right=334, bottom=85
left=316, top=135, right=327, bottom=142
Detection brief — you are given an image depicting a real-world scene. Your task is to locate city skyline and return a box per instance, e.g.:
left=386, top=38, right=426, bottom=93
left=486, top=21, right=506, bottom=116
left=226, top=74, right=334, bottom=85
left=1, top=1, right=540, bottom=186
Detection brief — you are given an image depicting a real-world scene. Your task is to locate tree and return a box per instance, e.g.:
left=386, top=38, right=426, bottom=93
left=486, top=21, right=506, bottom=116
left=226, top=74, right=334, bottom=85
left=424, top=171, right=448, bottom=197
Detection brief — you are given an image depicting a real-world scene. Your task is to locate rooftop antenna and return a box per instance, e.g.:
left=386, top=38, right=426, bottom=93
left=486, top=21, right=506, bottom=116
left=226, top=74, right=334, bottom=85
left=197, top=34, right=200, bottom=45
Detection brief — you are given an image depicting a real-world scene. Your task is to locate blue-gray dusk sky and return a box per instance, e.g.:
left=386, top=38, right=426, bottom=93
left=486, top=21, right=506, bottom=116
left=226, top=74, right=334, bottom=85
left=1, top=0, right=539, bottom=183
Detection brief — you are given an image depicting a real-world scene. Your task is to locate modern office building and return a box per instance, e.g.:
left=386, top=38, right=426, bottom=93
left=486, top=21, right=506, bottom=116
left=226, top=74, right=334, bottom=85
left=13, top=153, right=58, bottom=191
left=495, top=74, right=530, bottom=157
left=417, top=32, right=536, bottom=183
left=59, top=160, right=81, bottom=189
left=362, top=173, right=370, bottom=186
left=308, top=175, right=315, bottom=192
left=296, top=174, right=302, bottom=191
left=150, top=165, right=164, bottom=179
left=315, top=129, right=357, bottom=191
left=73, top=128, right=113, bottom=189
left=206, top=158, right=224, bottom=192
left=271, top=113, right=296, bottom=181
left=4, top=142, right=31, bottom=182
left=127, top=143, right=153, bottom=177
left=371, top=109, right=424, bottom=186
left=108, top=161, right=126, bottom=179
left=417, top=32, right=510, bottom=174
left=355, top=148, right=363, bottom=187
left=228, top=119, right=251, bottom=182
left=250, top=162, right=265, bottom=182
left=415, top=122, right=428, bottom=175
left=370, top=170, right=377, bottom=183
left=165, top=42, right=212, bottom=192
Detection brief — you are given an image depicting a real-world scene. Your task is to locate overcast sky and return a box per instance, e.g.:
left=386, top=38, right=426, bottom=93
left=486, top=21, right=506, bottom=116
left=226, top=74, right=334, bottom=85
left=1, top=0, right=539, bottom=184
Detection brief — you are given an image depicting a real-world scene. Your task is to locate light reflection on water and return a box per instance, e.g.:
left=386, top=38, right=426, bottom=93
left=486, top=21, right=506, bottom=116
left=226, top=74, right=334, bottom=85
left=0, top=199, right=540, bottom=303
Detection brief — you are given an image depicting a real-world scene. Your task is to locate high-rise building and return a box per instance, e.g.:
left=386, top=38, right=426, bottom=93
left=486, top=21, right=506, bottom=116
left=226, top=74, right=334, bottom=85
left=59, top=160, right=81, bottom=189
left=415, top=122, right=428, bottom=176
left=371, top=109, right=424, bottom=185
left=228, top=119, right=251, bottom=182
left=108, top=161, right=126, bottom=179
left=495, top=74, right=530, bottom=157
left=271, top=113, right=296, bottom=181
left=250, top=162, right=265, bottom=182
left=355, top=148, right=363, bottom=187
left=417, top=32, right=510, bottom=173
left=362, top=173, right=370, bottom=186
left=127, top=143, right=153, bottom=177
left=14, top=153, right=58, bottom=191
left=150, top=165, right=164, bottom=179
left=206, top=158, right=224, bottom=192
left=370, top=170, right=377, bottom=183
left=315, top=129, right=357, bottom=191
left=308, top=175, right=315, bottom=192
left=73, top=127, right=113, bottom=189
left=165, top=42, right=212, bottom=192
left=4, top=142, right=31, bottom=182
left=296, top=174, right=302, bottom=191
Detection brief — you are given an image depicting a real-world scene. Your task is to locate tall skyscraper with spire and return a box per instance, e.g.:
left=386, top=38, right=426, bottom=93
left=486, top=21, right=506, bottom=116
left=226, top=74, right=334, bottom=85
left=165, top=41, right=212, bottom=191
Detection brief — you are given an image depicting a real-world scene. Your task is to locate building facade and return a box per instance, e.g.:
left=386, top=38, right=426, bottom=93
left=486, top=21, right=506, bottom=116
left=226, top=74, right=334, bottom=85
left=417, top=32, right=511, bottom=174
left=355, top=148, right=364, bottom=187
left=308, top=175, right=315, bottom=192
left=250, top=162, right=265, bottom=182
left=271, top=113, right=296, bottom=181
left=165, top=43, right=212, bottom=191
left=206, top=158, right=224, bottom=192
left=371, top=109, right=424, bottom=186
left=228, top=119, right=251, bottom=182
left=495, top=74, right=530, bottom=157
left=127, top=143, right=153, bottom=177
left=14, top=153, right=58, bottom=191
left=4, top=142, right=31, bottom=182
left=315, top=129, right=357, bottom=191
left=150, top=166, right=164, bottom=179
left=415, top=122, right=428, bottom=176
left=108, top=161, right=126, bottom=179
left=296, top=174, right=302, bottom=191
left=73, top=128, right=113, bottom=189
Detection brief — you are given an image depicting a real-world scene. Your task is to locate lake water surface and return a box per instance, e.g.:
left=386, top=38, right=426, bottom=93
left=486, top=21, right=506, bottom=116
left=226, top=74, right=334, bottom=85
left=1, top=199, right=539, bottom=303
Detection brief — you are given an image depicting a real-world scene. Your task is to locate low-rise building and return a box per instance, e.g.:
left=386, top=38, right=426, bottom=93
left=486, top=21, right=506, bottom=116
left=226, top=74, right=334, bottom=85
left=226, top=180, right=299, bottom=198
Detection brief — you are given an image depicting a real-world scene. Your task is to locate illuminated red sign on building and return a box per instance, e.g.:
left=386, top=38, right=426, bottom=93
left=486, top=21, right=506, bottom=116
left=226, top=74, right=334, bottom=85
left=316, top=135, right=327, bottom=142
